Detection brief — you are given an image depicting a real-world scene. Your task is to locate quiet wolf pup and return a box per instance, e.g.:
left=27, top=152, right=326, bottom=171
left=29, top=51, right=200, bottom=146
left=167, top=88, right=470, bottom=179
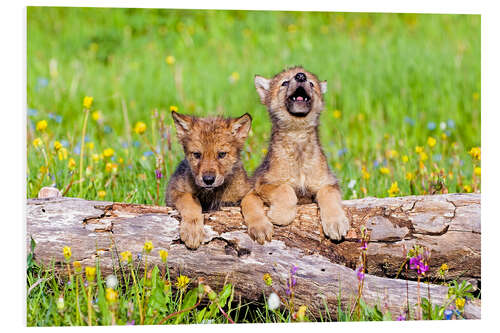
left=166, top=111, right=253, bottom=249
left=241, top=66, right=350, bottom=244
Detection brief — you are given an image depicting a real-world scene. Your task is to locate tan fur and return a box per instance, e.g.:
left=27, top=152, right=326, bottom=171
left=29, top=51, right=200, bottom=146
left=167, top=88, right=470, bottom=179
left=241, top=66, right=350, bottom=244
left=166, top=112, right=252, bottom=249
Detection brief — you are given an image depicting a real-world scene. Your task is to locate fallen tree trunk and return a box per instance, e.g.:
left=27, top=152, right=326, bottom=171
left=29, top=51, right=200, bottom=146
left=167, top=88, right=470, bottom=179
left=26, top=193, right=480, bottom=319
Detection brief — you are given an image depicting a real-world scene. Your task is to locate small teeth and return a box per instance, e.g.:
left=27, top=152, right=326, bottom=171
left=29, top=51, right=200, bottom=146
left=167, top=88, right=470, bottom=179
left=291, top=97, right=309, bottom=101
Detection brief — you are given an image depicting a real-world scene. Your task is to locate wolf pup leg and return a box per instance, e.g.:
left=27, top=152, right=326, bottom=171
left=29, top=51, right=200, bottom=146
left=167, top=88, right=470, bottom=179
left=316, top=184, right=350, bottom=241
left=240, top=189, right=273, bottom=244
left=171, top=192, right=204, bottom=249
left=256, top=183, right=297, bottom=226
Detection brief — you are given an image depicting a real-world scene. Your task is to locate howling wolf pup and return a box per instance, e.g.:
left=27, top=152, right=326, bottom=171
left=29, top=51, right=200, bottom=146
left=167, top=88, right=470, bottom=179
left=241, top=66, right=350, bottom=244
left=166, top=111, right=253, bottom=249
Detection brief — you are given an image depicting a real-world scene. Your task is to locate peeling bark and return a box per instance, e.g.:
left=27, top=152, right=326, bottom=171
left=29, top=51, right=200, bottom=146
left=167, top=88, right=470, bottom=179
left=26, top=193, right=480, bottom=319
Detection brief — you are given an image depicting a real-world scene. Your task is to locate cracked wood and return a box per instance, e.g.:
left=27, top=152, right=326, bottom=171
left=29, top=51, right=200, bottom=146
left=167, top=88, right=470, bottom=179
left=26, top=193, right=481, bottom=319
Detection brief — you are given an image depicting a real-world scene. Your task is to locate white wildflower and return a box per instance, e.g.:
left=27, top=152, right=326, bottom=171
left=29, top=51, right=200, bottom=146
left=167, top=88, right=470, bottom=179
left=106, top=274, right=118, bottom=289
left=267, top=292, right=280, bottom=310
left=348, top=179, right=357, bottom=189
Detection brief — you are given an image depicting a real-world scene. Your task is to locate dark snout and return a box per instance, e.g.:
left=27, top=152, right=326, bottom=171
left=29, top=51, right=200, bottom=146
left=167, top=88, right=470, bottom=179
left=202, top=173, right=216, bottom=186
left=294, top=72, right=307, bottom=82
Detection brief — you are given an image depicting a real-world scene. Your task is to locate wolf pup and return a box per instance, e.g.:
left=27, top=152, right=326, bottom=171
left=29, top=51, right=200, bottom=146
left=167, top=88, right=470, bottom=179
left=241, top=66, right=350, bottom=244
left=166, top=111, right=253, bottom=249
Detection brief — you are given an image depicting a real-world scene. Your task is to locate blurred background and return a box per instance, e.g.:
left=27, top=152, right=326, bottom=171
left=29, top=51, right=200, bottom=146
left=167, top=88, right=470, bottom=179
left=27, top=7, right=481, bottom=203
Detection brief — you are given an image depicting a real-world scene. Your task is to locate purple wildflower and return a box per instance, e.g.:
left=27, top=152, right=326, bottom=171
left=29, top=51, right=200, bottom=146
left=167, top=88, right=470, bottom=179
left=355, top=266, right=365, bottom=282
left=397, top=314, right=406, bottom=321
left=409, top=255, right=429, bottom=276
left=444, top=309, right=453, bottom=320
left=290, top=265, right=298, bottom=275
left=127, top=320, right=135, bottom=325
left=155, top=169, right=163, bottom=179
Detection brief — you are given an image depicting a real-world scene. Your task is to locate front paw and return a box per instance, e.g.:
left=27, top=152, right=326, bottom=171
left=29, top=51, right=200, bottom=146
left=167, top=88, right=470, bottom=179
left=267, top=203, right=297, bottom=226
left=248, top=218, right=274, bottom=245
left=179, top=215, right=204, bottom=249
left=321, top=209, right=350, bottom=241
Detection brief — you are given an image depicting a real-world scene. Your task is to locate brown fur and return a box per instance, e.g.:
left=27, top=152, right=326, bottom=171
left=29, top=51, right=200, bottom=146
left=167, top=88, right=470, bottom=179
left=241, top=66, right=350, bottom=244
left=166, top=111, right=252, bottom=249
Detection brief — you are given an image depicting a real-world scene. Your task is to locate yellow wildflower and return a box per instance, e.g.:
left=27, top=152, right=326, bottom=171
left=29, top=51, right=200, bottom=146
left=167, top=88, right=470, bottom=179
left=63, top=246, right=72, bottom=261
left=68, top=158, right=76, bottom=169
left=440, top=263, right=448, bottom=271
left=387, top=181, right=400, bottom=197
left=427, top=137, right=436, bottom=148
left=441, top=132, right=447, bottom=140
left=86, top=142, right=94, bottom=150
left=98, top=190, right=106, bottom=199
left=144, top=240, right=153, bottom=254
left=474, top=167, right=481, bottom=177
left=33, top=137, right=43, bottom=148
left=415, top=146, right=424, bottom=153
left=73, top=261, right=82, bottom=274
left=463, top=185, right=472, bottom=193
left=361, top=167, right=370, bottom=180
left=92, top=153, right=100, bottom=162
left=419, top=161, right=425, bottom=170
left=419, top=152, right=428, bottom=161
left=386, top=149, right=399, bottom=159
left=468, top=147, right=481, bottom=161
left=296, top=305, right=307, bottom=322
left=58, top=147, right=68, bottom=160
left=83, top=96, right=94, bottom=109
left=379, top=167, right=390, bottom=175
left=103, top=148, right=115, bottom=158
left=165, top=55, right=175, bottom=65
left=134, top=121, right=147, bottom=135
left=159, top=249, right=168, bottom=263
left=176, top=275, right=190, bottom=290
left=91, top=110, right=101, bottom=121
left=405, top=172, right=414, bottom=181
left=85, top=266, right=96, bottom=282
left=36, top=120, right=48, bottom=132
left=263, top=273, right=273, bottom=286
left=118, top=157, right=124, bottom=164
left=402, top=155, right=409, bottom=163
left=230, top=71, right=240, bottom=82
left=455, top=297, right=465, bottom=310
left=105, top=162, right=114, bottom=172
left=333, top=110, right=341, bottom=119
left=105, top=288, right=118, bottom=304
left=170, top=105, right=178, bottom=112
left=120, top=251, right=132, bottom=264
left=39, top=166, right=48, bottom=174
left=54, top=141, right=62, bottom=151
left=288, top=24, right=297, bottom=33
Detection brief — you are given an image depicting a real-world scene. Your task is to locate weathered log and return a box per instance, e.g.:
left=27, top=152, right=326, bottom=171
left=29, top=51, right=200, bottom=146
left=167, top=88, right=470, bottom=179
left=26, top=193, right=480, bottom=319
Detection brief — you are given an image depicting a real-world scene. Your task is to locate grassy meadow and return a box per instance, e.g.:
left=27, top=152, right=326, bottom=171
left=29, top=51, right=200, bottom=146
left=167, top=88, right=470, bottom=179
left=26, top=7, right=481, bottom=325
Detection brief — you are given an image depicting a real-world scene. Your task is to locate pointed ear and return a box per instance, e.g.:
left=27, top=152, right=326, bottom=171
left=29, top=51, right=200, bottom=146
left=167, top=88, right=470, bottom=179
left=254, top=75, right=271, bottom=104
left=231, top=113, right=252, bottom=142
left=320, top=81, right=327, bottom=94
left=171, top=111, right=192, bottom=139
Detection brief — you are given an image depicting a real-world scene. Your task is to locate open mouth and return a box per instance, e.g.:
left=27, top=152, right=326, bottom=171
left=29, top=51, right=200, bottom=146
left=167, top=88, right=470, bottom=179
left=288, top=86, right=310, bottom=102
left=286, top=86, right=312, bottom=117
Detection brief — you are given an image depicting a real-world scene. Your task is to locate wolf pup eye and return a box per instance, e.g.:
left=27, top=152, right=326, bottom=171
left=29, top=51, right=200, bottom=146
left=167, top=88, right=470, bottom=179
left=218, top=152, right=227, bottom=159
left=281, top=80, right=289, bottom=87
left=192, top=152, right=201, bottom=159
left=309, top=82, right=314, bottom=87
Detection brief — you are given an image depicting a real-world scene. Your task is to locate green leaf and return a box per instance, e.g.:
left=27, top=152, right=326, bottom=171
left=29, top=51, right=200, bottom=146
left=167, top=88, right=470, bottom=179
left=196, top=307, right=207, bottom=323
left=218, top=284, right=232, bottom=308
left=174, top=288, right=198, bottom=324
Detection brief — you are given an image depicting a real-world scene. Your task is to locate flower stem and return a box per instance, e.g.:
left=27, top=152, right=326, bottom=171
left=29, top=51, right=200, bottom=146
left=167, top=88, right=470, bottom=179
left=87, top=284, right=93, bottom=326
left=79, top=108, right=90, bottom=197
left=130, top=264, right=144, bottom=325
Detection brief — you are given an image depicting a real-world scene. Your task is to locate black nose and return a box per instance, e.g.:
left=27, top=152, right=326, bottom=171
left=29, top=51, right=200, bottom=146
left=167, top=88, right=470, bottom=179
left=294, top=72, right=307, bottom=82
left=202, top=174, right=215, bottom=185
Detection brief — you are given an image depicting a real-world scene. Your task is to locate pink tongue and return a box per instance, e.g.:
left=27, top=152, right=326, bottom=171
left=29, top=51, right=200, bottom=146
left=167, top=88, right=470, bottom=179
left=296, top=96, right=304, bottom=101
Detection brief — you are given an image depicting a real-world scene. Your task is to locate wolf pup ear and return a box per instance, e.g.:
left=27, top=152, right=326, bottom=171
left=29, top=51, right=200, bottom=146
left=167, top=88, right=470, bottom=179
left=231, top=113, right=252, bottom=142
left=254, top=75, right=271, bottom=105
left=171, top=111, right=192, bottom=139
left=320, top=81, right=328, bottom=94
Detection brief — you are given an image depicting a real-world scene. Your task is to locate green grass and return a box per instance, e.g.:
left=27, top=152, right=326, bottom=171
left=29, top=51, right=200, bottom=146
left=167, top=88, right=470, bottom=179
left=27, top=7, right=480, bottom=203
